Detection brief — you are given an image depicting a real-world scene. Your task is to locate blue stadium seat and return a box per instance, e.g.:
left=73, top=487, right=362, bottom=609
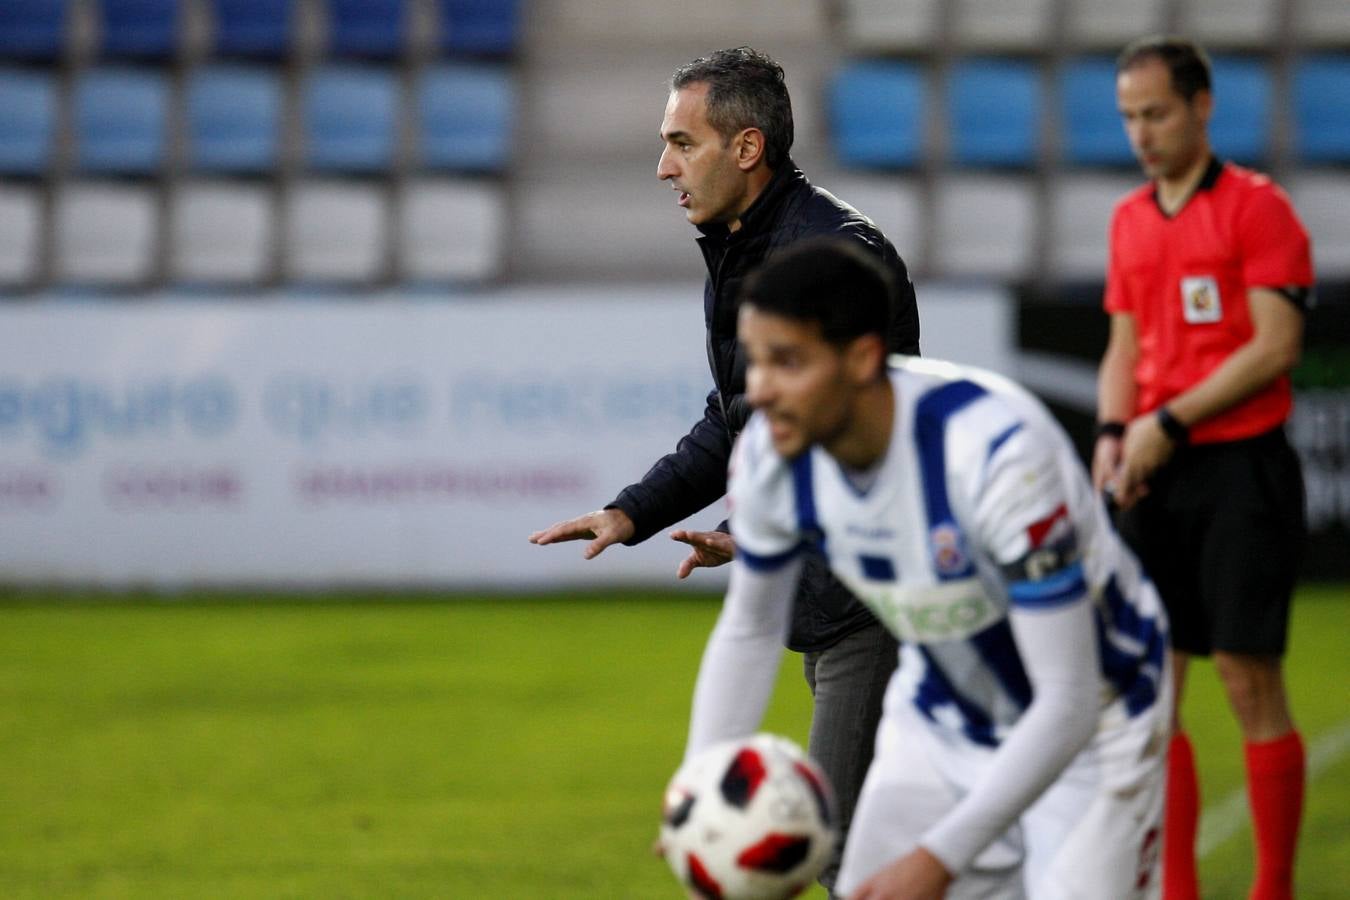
left=1060, top=57, right=1133, bottom=166
left=99, top=0, right=179, bottom=59
left=0, top=69, right=57, bottom=174
left=1208, top=57, right=1271, bottom=165
left=438, top=0, right=520, bottom=55
left=185, top=66, right=282, bottom=173
left=73, top=68, right=169, bottom=174
left=829, top=61, right=925, bottom=169
left=0, top=0, right=67, bottom=61
left=1292, top=56, right=1350, bottom=164
left=417, top=64, right=515, bottom=172
left=210, top=0, right=293, bottom=58
left=303, top=65, right=399, bottom=172
left=328, top=0, right=406, bottom=58
left=947, top=59, right=1041, bottom=167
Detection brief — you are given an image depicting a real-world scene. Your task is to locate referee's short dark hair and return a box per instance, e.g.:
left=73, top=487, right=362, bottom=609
left=1117, top=35, right=1212, bottom=102
left=739, top=238, right=894, bottom=347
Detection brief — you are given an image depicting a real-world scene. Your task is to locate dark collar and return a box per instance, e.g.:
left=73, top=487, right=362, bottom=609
left=696, top=159, right=805, bottom=242
left=1152, top=156, right=1224, bottom=217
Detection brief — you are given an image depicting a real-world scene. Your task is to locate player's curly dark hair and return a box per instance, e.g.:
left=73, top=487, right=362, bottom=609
left=1117, top=35, right=1213, bottom=102
left=739, top=238, right=894, bottom=349
left=671, top=47, right=794, bottom=171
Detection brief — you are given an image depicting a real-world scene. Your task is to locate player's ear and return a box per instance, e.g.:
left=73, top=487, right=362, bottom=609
left=735, top=128, right=765, bottom=171
left=845, top=333, right=886, bottom=383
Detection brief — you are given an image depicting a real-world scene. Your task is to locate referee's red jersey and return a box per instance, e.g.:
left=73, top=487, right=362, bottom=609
left=1104, top=159, right=1314, bottom=445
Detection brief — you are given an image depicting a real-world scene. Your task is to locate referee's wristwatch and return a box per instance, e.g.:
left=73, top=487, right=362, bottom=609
left=1156, top=406, right=1190, bottom=446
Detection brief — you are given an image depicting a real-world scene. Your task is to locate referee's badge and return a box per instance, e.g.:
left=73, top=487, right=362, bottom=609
left=1180, top=275, right=1223, bottom=323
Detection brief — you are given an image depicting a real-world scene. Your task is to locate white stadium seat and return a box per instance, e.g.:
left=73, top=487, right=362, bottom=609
left=399, top=178, right=505, bottom=283
left=55, top=181, right=157, bottom=285
left=1065, top=0, right=1166, bottom=48
left=836, top=0, right=941, bottom=53
left=0, top=185, right=43, bottom=286
left=951, top=0, right=1054, bottom=50
left=932, top=175, right=1037, bottom=281
left=1294, top=0, right=1350, bottom=45
left=171, top=180, right=275, bottom=285
left=1177, top=0, right=1278, bottom=47
left=1048, top=174, right=1139, bottom=282
left=286, top=180, right=388, bottom=284
left=1289, top=173, right=1350, bottom=279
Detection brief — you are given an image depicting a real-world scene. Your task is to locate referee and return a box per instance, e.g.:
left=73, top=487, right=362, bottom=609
left=1093, top=36, right=1312, bottom=900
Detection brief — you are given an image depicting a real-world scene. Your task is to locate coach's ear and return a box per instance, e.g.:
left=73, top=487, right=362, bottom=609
left=734, top=127, right=766, bottom=172
left=844, top=332, right=887, bottom=384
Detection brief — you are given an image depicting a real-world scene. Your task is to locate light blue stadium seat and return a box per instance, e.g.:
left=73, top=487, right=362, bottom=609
left=1060, top=57, right=1133, bottom=166
left=303, top=65, right=399, bottom=172
left=948, top=59, right=1041, bottom=168
left=0, top=0, right=67, bottom=60
left=1292, top=56, right=1350, bottom=163
left=0, top=69, right=57, bottom=174
left=328, top=0, right=406, bottom=58
left=99, top=0, right=179, bottom=59
left=1208, top=57, right=1271, bottom=165
left=210, top=0, right=293, bottom=58
left=438, top=0, right=519, bottom=55
left=74, top=67, right=169, bottom=174
left=829, top=62, right=925, bottom=169
left=418, top=64, right=515, bottom=172
left=185, top=66, right=282, bottom=173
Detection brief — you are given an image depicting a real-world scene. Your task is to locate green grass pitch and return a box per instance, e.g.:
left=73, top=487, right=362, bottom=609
left=1, top=584, right=1346, bottom=898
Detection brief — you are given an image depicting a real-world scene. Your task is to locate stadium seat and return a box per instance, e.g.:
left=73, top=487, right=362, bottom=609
left=1289, top=173, right=1350, bottom=278
left=1208, top=57, right=1271, bottom=165
left=829, top=62, right=925, bottom=170
left=303, top=65, right=399, bottom=173
left=209, top=0, right=293, bottom=58
left=171, top=180, right=275, bottom=285
left=98, top=0, right=179, bottom=59
left=286, top=180, right=388, bottom=283
left=0, top=0, right=67, bottom=60
left=1177, top=0, right=1276, bottom=47
left=947, top=59, right=1041, bottom=168
left=73, top=67, right=169, bottom=174
left=1294, top=0, right=1350, bottom=45
left=1048, top=174, right=1140, bottom=281
left=1292, top=57, right=1350, bottom=164
left=1060, top=57, right=1133, bottom=166
left=1065, top=0, right=1164, bottom=48
left=951, top=0, right=1053, bottom=49
left=0, top=185, right=43, bottom=287
left=417, top=64, right=515, bottom=172
left=820, top=174, right=925, bottom=275
left=438, top=0, right=520, bottom=56
left=931, top=175, right=1037, bottom=280
left=0, top=69, right=57, bottom=175
left=185, top=66, right=282, bottom=173
left=55, top=182, right=158, bottom=285
left=835, top=0, right=940, bottom=53
left=328, top=0, right=406, bottom=58
left=399, top=178, right=505, bottom=282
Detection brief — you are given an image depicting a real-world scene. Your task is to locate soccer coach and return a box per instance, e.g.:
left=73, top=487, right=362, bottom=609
left=530, top=46, right=920, bottom=890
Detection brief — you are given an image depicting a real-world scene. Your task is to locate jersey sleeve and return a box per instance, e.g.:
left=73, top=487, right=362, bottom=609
left=1238, top=182, right=1314, bottom=291
left=727, top=416, right=802, bottom=572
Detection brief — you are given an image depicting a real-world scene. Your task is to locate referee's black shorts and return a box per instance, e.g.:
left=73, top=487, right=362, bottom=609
left=1117, top=426, right=1305, bottom=658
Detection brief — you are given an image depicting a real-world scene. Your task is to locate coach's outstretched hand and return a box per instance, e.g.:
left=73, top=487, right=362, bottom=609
left=528, top=508, right=636, bottom=559
left=670, top=530, right=734, bottom=579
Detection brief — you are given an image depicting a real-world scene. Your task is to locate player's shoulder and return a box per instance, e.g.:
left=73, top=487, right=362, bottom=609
left=891, top=357, right=1044, bottom=453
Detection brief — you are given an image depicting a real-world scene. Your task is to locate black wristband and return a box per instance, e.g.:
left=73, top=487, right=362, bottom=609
left=1156, top=406, right=1190, bottom=446
left=1095, top=421, right=1126, bottom=440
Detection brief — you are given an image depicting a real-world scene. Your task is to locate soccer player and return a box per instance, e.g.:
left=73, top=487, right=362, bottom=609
left=683, top=238, right=1171, bottom=899
left=530, top=47, right=920, bottom=891
left=1093, top=36, right=1312, bottom=900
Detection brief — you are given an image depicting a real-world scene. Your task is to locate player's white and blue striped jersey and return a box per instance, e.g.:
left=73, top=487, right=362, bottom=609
left=729, top=357, right=1169, bottom=747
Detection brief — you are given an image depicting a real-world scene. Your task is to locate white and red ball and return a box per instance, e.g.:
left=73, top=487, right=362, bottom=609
left=660, top=734, right=838, bottom=900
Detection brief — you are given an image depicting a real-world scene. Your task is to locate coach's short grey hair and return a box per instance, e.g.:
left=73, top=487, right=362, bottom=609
left=671, top=47, right=794, bottom=171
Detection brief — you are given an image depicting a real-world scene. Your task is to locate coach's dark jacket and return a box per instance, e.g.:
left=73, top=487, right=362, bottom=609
left=607, top=160, right=921, bottom=652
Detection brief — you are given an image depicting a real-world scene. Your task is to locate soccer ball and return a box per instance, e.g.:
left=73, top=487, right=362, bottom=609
left=660, top=733, right=838, bottom=900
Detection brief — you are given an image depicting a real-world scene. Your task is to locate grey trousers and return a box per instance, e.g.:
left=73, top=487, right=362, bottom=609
left=802, top=617, right=900, bottom=894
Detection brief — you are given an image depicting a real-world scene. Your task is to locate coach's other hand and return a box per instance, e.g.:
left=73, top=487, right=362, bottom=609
left=528, top=508, right=636, bottom=559
left=671, top=530, right=735, bottom=579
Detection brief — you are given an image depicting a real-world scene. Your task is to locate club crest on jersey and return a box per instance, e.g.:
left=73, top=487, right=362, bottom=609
left=929, top=523, right=972, bottom=578
left=1180, top=275, right=1223, bottom=323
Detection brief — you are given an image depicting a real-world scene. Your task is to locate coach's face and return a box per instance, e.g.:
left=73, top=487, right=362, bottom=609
left=658, top=83, right=757, bottom=229
left=1117, top=57, right=1211, bottom=182
left=740, top=305, right=860, bottom=459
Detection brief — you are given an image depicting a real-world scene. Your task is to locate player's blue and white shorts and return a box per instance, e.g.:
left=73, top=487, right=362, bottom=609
left=836, top=660, right=1173, bottom=899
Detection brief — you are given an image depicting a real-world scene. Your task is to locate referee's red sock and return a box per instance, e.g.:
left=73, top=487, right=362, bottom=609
left=1245, top=731, right=1305, bottom=900
left=1163, top=730, right=1200, bottom=900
